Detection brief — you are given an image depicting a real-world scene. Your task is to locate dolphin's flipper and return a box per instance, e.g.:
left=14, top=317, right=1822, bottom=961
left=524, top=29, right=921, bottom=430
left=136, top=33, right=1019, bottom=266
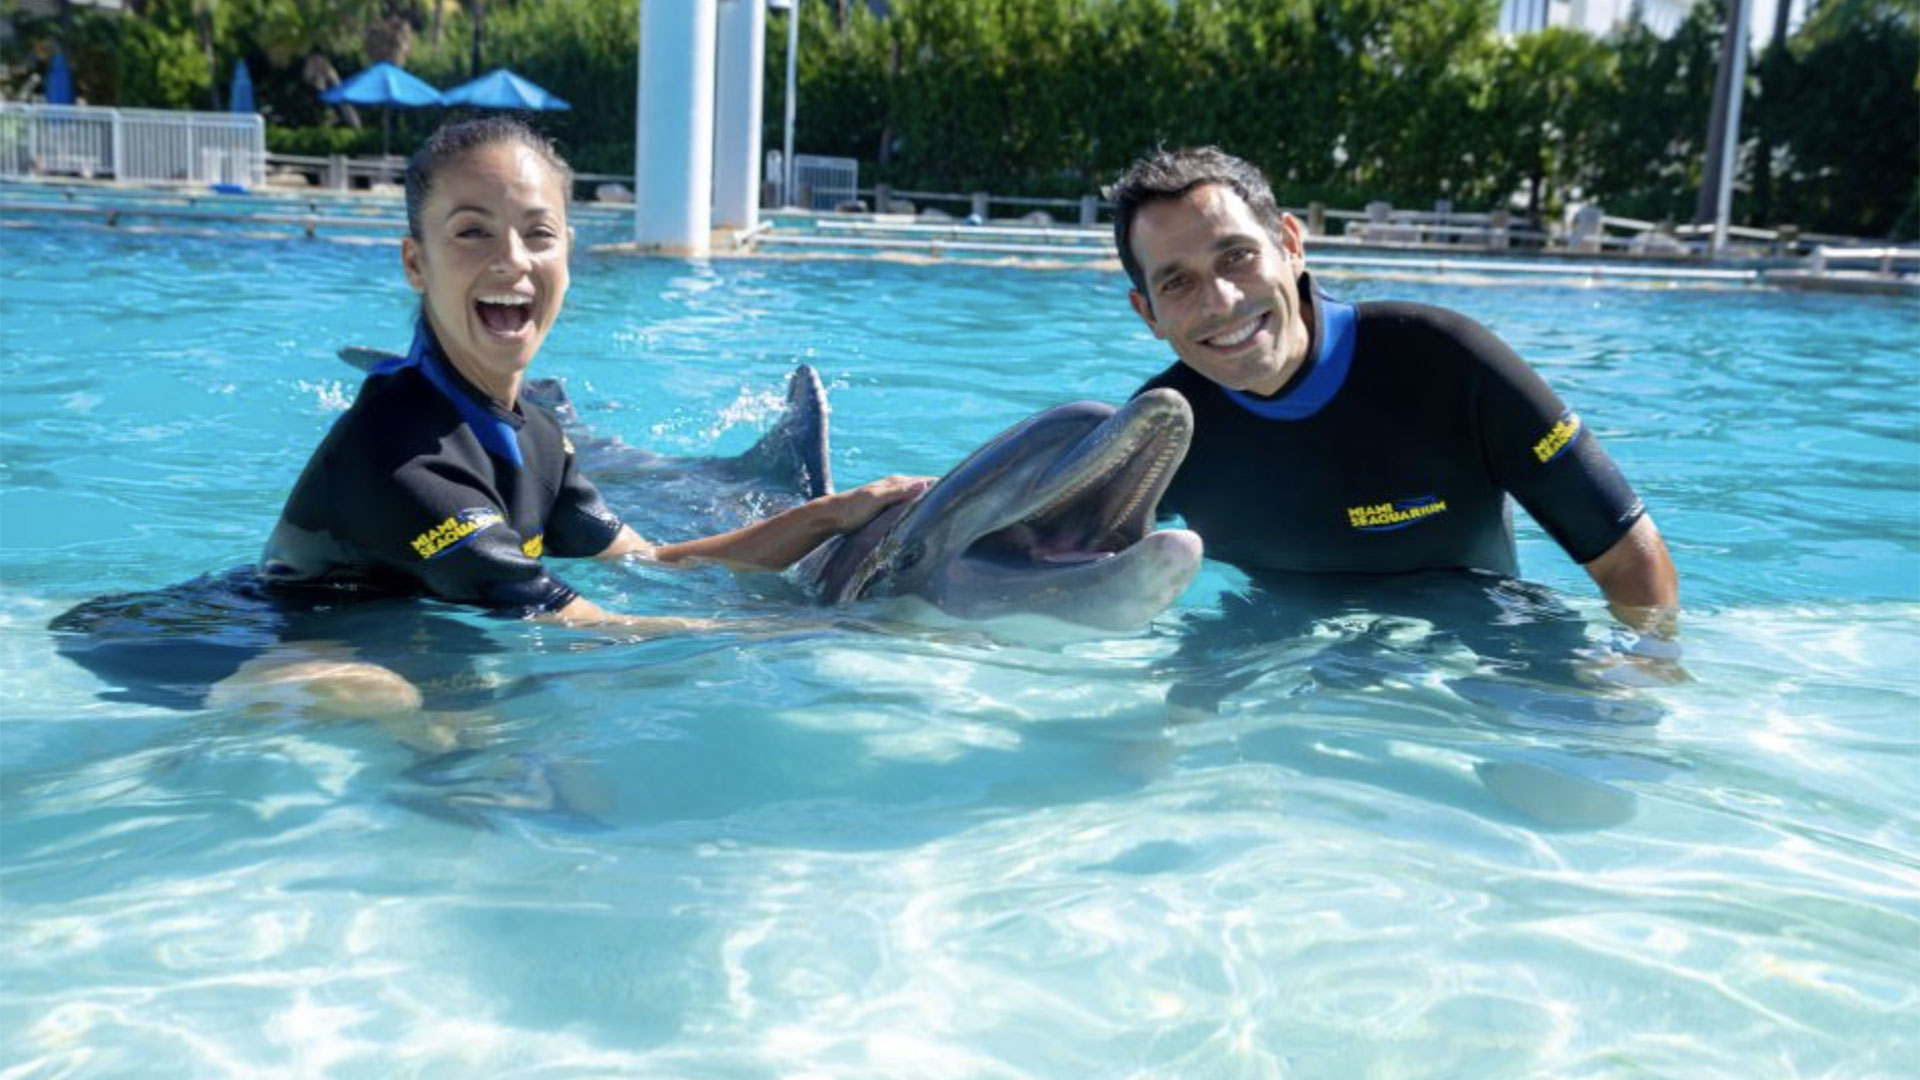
left=722, top=364, right=834, bottom=499
left=523, top=383, right=572, bottom=420
left=335, top=346, right=572, bottom=418
left=338, top=345, right=400, bottom=373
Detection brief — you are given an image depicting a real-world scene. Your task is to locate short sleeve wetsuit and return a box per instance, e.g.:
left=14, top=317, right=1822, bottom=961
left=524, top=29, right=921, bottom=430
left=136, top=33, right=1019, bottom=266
left=1136, top=273, right=1646, bottom=577
left=261, top=325, right=625, bottom=615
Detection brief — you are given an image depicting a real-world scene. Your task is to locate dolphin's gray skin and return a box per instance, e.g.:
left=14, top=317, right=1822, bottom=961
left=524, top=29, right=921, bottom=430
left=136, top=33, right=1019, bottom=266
left=790, top=390, right=1203, bottom=632
left=338, top=348, right=1201, bottom=630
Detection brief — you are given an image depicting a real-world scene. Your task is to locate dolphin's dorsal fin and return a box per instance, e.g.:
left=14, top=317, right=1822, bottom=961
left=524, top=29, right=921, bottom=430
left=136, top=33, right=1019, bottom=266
left=728, top=364, right=833, bottom=499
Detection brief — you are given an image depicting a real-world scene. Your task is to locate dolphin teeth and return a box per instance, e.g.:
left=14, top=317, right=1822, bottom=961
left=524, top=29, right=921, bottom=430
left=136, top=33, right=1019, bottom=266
left=1040, top=551, right=1113, bottom=565
left=1109, top=444, right=1170, bottom=532
left=993, top=408, right=1182, bottom=563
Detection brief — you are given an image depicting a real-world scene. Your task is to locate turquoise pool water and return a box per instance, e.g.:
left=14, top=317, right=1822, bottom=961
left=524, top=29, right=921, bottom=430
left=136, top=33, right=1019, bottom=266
left=3, top=223, right=1917, bottom=1077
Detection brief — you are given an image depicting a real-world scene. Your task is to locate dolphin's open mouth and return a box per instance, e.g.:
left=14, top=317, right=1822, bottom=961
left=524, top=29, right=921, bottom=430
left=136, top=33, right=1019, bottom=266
left=966, top=389, right=1191, bottom=570
left=813, top=387, right=1203, bottom=629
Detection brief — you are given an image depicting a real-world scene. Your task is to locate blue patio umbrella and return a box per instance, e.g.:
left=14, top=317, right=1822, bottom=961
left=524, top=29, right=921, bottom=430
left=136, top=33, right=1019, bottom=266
left=320, top=62, right=444, bottom=157
left=229, top=60, right=255, bottom=114
left=442, top=68, right=570, bottom=111
left=46, top=51, right=74, bottom=105
left=319, top=61, right=444, bottom=108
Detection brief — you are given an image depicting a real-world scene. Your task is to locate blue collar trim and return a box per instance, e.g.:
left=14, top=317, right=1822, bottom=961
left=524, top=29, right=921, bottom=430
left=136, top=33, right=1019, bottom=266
left=1223, top=288, right=1357, bottom=421
left=403, top=324, right=524, bottom=468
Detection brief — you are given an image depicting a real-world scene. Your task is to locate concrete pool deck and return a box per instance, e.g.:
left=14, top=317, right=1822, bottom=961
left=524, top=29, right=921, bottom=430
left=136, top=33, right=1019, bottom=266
left=4, top=178, right=1915, bottom=297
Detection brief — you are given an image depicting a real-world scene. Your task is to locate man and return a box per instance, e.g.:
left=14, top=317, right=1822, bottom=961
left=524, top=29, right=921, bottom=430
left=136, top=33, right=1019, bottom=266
left=1106, top=147, right=1678, bottom=627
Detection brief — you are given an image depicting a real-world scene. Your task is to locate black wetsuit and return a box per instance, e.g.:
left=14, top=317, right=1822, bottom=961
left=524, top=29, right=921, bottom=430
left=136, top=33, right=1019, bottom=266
left=1138, top=276, right=1657, bottom=716
left=1137, top=273, right=1645, bottom=577
left=52, top=326, right=624, bottom=709
left=261, top=325, right=624, bottom=614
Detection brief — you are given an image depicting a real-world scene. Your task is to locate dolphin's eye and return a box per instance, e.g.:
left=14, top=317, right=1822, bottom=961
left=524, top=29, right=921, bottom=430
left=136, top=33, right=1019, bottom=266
left=896, top=543, right=923, bottom=571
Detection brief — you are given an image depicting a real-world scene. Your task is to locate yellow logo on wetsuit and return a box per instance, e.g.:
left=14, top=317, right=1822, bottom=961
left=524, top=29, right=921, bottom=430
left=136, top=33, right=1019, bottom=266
left=1532, top=412, right=1582, bottom=464
left=411, top=508, right=505, bottom=559
left=521, top=534, right=544, bottom=558
left=1347, top=497, right=1449, bottom=532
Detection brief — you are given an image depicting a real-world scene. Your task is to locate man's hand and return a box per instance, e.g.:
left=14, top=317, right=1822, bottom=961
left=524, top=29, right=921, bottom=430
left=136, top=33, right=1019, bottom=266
left=1584, top=515, right=1679, bottom=635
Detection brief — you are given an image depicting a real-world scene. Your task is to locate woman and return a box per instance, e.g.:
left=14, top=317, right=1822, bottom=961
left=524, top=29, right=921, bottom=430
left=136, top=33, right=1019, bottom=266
left=56, top=118, right=911, bottom=731
left=261, top=117, right=925, bottom=632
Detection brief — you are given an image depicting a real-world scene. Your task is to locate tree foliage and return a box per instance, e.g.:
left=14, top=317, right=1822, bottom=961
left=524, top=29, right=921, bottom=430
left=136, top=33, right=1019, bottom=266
left=407, top=0, right=638, bottom=173
left=1754, top=0, right=1919, bottom=236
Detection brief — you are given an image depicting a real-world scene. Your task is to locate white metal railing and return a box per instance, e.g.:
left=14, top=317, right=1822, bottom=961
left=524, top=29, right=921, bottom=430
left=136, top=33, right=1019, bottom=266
left=120, top=107, right=265, bottom=186
left=1806, top=245, right=1920, bottom=275
left=0, top=103, right=114, bottom=179
left=0, top=102, right=264, bottom=188
left=1345, top=200, right=1542, bottom=249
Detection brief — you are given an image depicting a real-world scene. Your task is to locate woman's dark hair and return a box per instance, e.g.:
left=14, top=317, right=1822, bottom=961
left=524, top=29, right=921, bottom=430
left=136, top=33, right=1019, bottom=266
left=1103, top=146, right=1286, bottom=299
left=404, top=116, right=575, bottom=240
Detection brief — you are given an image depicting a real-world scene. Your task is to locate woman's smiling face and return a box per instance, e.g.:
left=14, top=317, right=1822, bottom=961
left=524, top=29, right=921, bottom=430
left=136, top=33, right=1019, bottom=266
left=402, top=141, right=571, bottom=405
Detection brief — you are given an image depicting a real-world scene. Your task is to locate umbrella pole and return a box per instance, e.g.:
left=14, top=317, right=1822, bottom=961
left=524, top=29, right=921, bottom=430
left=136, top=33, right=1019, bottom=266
left=382, top=110, right=393, bottom=166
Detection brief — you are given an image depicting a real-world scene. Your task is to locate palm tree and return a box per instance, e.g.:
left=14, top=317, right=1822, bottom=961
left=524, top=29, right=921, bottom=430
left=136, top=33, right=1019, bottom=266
left=365, top=3, right=415, bottom=66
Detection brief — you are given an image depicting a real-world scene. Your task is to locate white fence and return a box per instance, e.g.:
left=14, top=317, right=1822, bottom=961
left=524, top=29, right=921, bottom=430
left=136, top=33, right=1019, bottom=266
left=0, top=103, right=265, bottom=188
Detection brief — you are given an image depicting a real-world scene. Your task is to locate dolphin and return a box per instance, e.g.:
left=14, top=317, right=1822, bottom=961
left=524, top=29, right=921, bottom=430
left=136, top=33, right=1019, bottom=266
left=789, top=389, right=1202, bottom=631
left=338, top=348, right=1202, bottom=631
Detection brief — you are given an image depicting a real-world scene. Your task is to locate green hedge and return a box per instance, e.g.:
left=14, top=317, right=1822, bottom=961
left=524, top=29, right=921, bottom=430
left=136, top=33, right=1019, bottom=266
left=761, top=0, right=1915, bottom=237
left=265, top=124, right=382, bottom=158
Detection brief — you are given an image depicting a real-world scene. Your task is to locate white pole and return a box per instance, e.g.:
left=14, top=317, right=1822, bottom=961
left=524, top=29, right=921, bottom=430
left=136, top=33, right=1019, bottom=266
left=635, top=0, right=718, bottom=254
left=782, top=0, right=799, bottom=208
left=110, top=108, right=125, bottom=182
left=713, top=0, right=766, bottom=232
left=1712, top=0, right=1754, bottom=257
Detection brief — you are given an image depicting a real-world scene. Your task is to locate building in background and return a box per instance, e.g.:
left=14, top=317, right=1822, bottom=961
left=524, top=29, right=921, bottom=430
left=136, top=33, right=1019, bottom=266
left=11, top=0, right=125, bottom=16
left=1500, top=0, right=1784, bottom=39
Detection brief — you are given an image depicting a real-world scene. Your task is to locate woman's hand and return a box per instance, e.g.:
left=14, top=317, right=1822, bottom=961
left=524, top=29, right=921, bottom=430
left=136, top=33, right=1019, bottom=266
left=642, top=475, right=934, bottom=573
left=807, top=475, right=933, bottom=533
left=546, top=594, right=722, bottom=632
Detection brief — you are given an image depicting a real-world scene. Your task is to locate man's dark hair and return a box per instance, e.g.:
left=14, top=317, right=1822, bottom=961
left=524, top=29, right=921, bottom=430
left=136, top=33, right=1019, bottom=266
left=1103, top=146, right=1285, bottom=299
left=404, top=116, right=575, bottom=241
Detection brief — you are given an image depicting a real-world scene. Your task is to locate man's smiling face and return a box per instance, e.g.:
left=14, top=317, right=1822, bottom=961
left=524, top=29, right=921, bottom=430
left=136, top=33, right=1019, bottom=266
left=1126, top=183, right=1313, bottom=398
